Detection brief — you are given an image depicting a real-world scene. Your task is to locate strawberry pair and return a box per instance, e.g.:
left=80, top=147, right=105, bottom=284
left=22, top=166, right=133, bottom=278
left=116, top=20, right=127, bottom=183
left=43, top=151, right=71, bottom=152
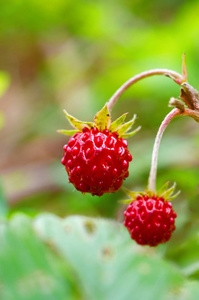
left=59, top=103, right=177, bottom=247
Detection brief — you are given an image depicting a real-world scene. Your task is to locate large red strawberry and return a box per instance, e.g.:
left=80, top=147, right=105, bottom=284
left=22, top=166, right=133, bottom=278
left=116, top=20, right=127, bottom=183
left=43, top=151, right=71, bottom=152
left=58, top=103, right=140, bottom=196
left=123, top=183, right=179, bottom=246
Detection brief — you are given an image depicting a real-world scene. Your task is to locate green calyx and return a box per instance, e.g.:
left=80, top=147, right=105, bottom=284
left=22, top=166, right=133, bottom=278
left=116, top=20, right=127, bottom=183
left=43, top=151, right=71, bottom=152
left=120, top=182, right=180, bottom=204
left=58, top=103, right=141, bottom=138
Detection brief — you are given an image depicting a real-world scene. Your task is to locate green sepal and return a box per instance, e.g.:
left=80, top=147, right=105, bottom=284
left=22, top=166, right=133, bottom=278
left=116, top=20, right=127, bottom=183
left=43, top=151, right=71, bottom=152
left=160, top=182, right=177, bottom=200
left=59, top=103, right=140, bottom=139
left=57, top=129, right=79, bottom=136
left=118, top=199, right=133, bottom=204
left=93, top=103, right=111, bottom=130
left=122, top=126, right=141, bottom=138
left=168, top=190, right=181, bottom=200
left=116, top=115, right=137, bottom=137
left=157, top=182, right=169, bottom=197
left=144, top=190, right=155, bottom=198
left=122, top=187, right=145, bottom=200
left=157, top=182, right=180, bottom=201
left=109, top=113, right=128, bottom=132
left=121, top=181, right=180, bottom=205
left=63, top=110, right=93, bottom=131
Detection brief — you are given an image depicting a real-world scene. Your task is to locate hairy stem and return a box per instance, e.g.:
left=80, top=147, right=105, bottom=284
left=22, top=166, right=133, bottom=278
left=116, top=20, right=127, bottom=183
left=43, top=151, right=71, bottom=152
left=107, top=69, right=183, bottom=111
left=148, top=108, right=181, bottom=192
left=147, top=106, right=199, bottom=192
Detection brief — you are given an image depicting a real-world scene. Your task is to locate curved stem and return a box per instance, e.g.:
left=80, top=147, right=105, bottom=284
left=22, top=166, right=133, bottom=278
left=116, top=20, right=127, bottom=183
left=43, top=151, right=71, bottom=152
left=148, top=107, right=199, bottom=192
left=148, top=108, right=181, bottom=192
left=107, top=69, right=183, bottom=111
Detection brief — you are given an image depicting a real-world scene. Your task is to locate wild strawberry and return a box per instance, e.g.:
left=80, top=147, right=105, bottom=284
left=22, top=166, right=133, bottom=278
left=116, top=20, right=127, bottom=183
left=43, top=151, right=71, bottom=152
left=58, top=103, right=140, bottom=196
left=123, top=183, right=179, bottom=246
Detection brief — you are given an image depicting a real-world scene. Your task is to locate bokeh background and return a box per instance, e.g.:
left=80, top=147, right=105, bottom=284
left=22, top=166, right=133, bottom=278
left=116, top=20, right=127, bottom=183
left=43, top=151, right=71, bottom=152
left=0, top=0, right=199, bottom=248
left=1, top=0, right=199, bottom=299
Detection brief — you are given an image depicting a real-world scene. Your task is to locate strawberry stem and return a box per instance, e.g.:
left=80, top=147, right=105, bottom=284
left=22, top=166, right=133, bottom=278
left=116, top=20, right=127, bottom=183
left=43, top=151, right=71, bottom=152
left=148, top=108, right=181, bottom=192
left=107, top=69, right=184, bottom=111
left=147, top=107, right=199, bottom=192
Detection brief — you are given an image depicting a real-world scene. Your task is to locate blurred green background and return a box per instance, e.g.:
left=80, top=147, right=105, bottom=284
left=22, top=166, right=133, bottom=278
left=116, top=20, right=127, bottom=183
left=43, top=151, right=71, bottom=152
left=1, top=0, right=198, bottom=219
left=0, top=1, right=199, bottom=298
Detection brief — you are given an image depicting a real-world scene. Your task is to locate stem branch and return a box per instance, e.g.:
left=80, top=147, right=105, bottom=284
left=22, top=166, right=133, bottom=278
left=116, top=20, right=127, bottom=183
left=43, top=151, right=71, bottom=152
left=148, top=109, right=181, bottom=192
left=107, top=69, right=183, bottom=111
left=148, top=107, right=199, bottom=192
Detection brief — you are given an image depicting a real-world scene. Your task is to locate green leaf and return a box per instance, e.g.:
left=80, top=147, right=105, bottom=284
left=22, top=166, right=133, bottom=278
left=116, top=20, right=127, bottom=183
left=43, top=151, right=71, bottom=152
left=63, top=109, right=93, bottom=131
left=1, top=214, right=199, bottom=299
left=116, top=114, right=137, bottom=137
left=34, top=214, right=187, bottom=300
left=122, top=126, right=141, bottom=138
left=57, top=129, right=79, bottom=136
left=109, top=113, right=127, bottom=132
left=93, top=103, right=111, bottom=130
left=165, top=227, right=199, bottom=280
left=0, top=214, right=76, bottom=300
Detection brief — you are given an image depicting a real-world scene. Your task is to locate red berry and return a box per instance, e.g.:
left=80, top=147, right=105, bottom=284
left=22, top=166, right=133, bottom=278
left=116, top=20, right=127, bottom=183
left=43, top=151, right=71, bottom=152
left=124, top=195, right=177, bottom=246
left=61, top=127, right=133, bottom=196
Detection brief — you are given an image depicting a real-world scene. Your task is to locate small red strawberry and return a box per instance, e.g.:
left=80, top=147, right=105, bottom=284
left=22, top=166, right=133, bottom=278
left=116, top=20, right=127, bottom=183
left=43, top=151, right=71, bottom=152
left=123, top=183, right=179, bottom=246
left=58, top=103, right=140, bottom=196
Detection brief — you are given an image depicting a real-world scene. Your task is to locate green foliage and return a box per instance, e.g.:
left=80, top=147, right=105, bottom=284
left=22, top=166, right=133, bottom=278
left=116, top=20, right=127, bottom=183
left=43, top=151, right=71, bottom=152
left=0, top=214, right=75, bottom=300
left=0, top=1, right=199, bottom=299
left=1, top=213, right=199, bottom=299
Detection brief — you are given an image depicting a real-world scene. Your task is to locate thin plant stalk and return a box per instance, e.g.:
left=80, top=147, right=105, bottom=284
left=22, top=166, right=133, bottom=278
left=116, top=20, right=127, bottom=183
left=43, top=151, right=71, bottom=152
left=147, top=108, right=181, bottom=192
left=107, top=69, right=184, bottom=111
left=147, top=107, right=199, bottom=192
